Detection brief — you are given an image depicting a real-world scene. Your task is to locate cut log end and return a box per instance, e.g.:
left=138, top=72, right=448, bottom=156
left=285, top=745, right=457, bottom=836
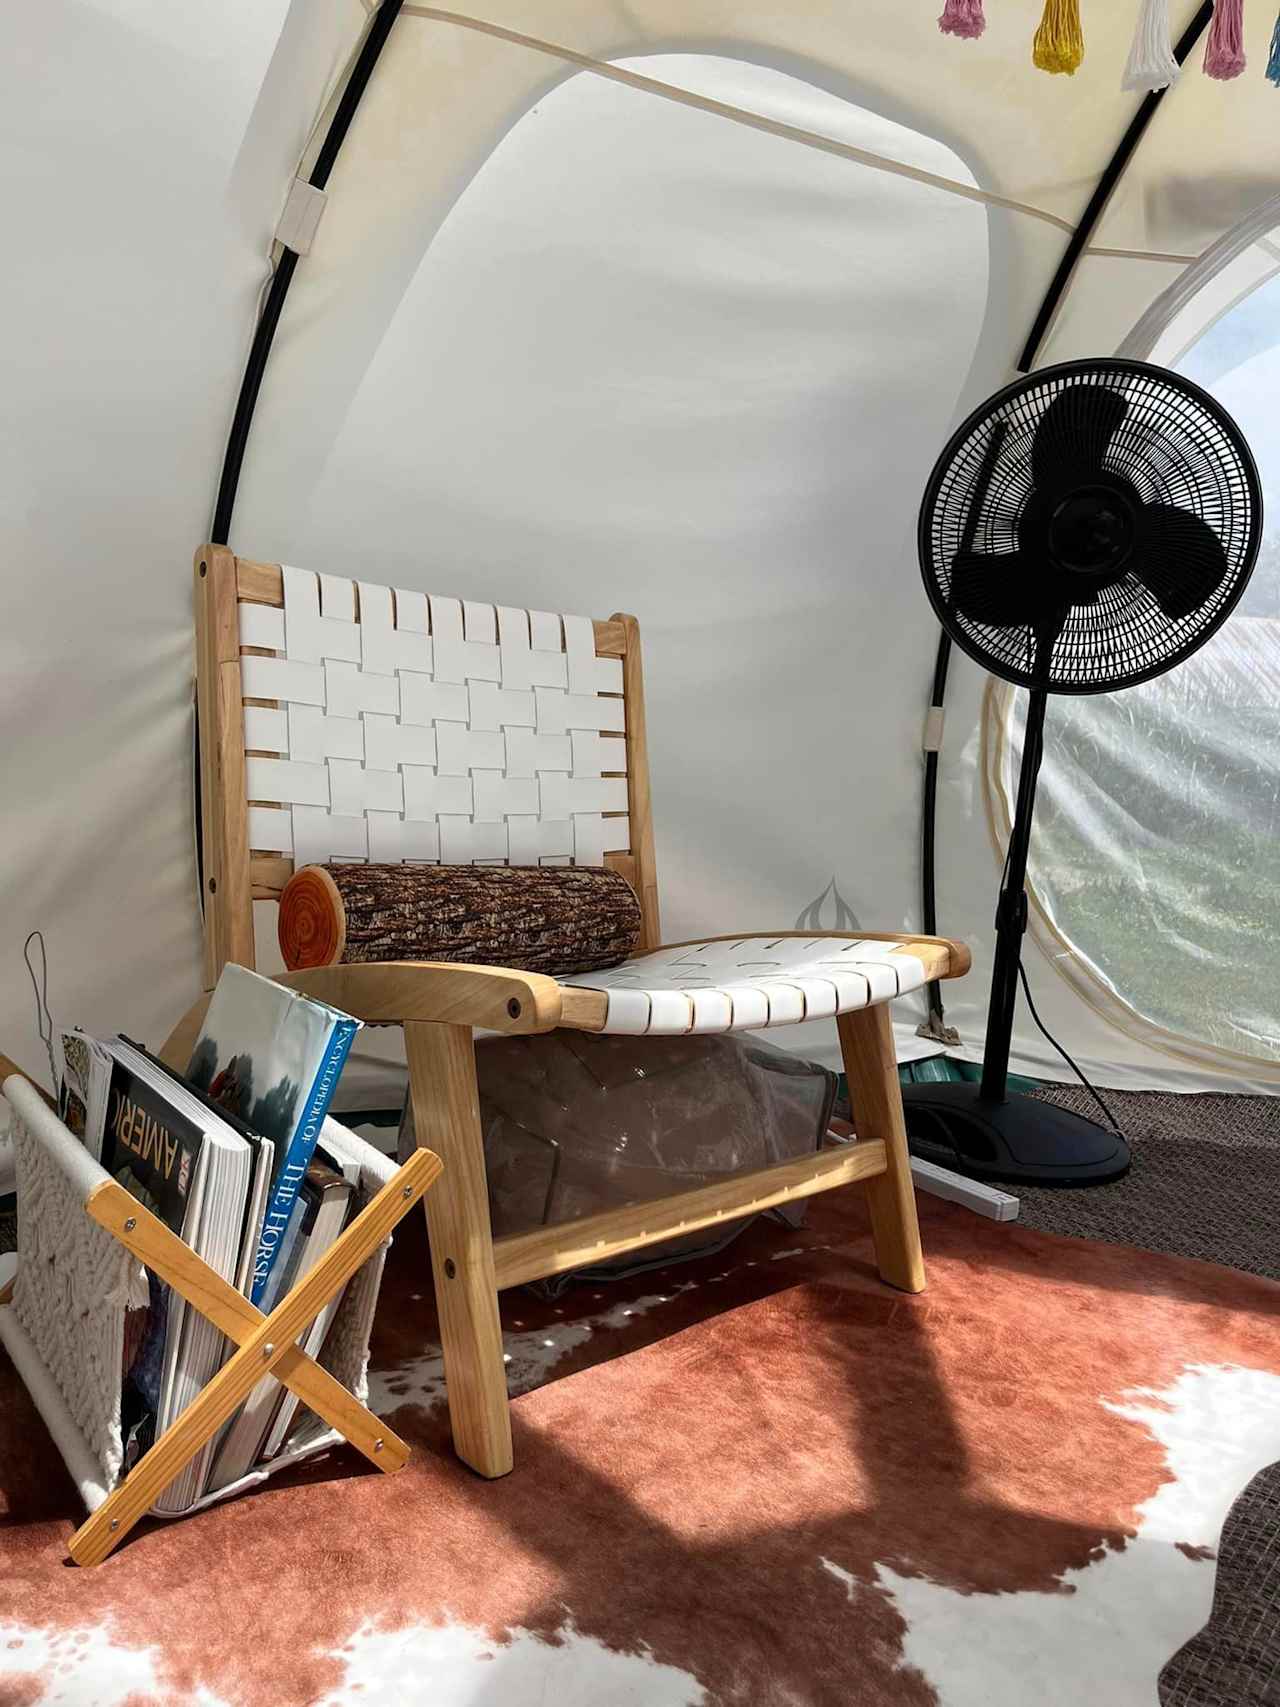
left=278, top=865, right=346, bottom=969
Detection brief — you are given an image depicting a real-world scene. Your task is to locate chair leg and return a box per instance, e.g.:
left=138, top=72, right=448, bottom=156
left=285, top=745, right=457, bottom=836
left=837, top=1004, right=926, bottom=1293
left=404, top=1021, right=514, bottom=1477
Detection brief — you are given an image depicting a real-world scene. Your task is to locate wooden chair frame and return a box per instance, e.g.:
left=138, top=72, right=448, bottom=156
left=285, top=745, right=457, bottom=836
left=191, top=545, right=970, bottom=1479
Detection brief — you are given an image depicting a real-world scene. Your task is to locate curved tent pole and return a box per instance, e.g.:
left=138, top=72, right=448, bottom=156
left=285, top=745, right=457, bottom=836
left=210, top=0, right=406, bottom=546
left=1015, top=1, right=1214, bottom=376
left=916, top=0, right=1213, bottom=1042
left=197, top=0, right=404, bottom=908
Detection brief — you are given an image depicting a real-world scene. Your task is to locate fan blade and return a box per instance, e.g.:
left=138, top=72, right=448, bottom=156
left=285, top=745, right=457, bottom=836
left=1127, top=503, right=1229, bottom=620
left=1032, top=382, right=1128, bottom=492
left=949, top=550, right=1043, bottom=628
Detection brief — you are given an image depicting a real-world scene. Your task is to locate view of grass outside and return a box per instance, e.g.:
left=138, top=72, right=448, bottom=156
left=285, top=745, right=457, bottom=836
left=1023, top=273, right=1280, bottom=1060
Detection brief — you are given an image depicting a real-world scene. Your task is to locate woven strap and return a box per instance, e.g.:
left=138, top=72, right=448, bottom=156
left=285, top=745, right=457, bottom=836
left=242, top=569, right=630, bottom=870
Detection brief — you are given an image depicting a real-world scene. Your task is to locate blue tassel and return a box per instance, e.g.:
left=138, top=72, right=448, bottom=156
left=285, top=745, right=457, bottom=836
left=1268, top=10, right=1280, bottom=84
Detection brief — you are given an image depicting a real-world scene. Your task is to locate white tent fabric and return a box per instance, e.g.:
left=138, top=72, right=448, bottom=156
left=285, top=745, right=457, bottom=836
left=4, top=0, right=1279, bottom=1094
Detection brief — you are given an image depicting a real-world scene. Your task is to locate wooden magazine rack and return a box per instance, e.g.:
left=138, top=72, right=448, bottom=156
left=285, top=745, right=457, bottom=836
left=191, top=544, right=971, bottom=1483
left=0, top=1050, right=440, bottom=1566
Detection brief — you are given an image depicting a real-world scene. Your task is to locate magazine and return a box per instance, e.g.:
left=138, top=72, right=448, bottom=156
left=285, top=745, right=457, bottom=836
left=57, top=965, right=361, bottom=1506
left=57, top=1027, right=112, bottom=1160
left=207, top=1149, right=356, bottom=1489
left=186, top=965, right=361, bottom=1308
left=97, top=1038, right=253, bottom=1512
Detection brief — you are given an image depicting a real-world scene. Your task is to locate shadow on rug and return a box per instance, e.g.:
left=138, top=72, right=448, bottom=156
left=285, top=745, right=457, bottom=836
left=2, top=1184, right=1278, bottom=1706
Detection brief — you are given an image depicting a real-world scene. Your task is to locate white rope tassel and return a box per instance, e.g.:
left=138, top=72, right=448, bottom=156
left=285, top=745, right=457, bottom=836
left=1122, top=0, right=1180, bottom=90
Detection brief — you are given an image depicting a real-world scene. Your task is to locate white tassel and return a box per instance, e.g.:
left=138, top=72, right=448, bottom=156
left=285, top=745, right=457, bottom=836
left=1122, top=0, right=1180, bottom=90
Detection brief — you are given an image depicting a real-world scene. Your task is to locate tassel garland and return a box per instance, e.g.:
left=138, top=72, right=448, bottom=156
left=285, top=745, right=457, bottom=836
left=1033, top=0, right=1085, bottom=74
left=1268, top=7, right=1280, bottom=82
left=1203, top=0, right=1247, bottom=78
left=938, top=0, right=986, bottom=39
left=1122, top=0, right=1180, bottom=89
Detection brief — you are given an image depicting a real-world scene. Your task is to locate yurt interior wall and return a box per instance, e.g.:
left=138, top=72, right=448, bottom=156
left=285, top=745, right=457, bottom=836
left=3, top=5, right=1280, bottom=1702
left=6, top=1, right=1278, bottom=1097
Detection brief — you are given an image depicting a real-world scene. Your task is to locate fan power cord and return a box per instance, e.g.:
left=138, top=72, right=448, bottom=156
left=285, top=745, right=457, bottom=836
left=1016, top=956, right=1124, bottom=1139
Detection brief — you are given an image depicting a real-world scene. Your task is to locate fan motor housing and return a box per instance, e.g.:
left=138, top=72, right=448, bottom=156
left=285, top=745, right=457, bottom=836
left=1046, top=483, right=1136, bottom=579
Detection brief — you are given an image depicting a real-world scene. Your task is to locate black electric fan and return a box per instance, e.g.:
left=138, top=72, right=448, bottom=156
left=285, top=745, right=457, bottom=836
left=906, top=358, right=1261, bottom=1186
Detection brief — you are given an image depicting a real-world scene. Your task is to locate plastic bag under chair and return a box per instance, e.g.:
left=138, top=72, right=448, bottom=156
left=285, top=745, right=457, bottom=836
left=399, top=1031, right=838, bottom=1290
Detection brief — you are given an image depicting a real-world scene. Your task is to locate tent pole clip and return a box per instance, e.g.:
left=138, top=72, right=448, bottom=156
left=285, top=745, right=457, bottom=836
left=275, top=179, right=328, bottom=256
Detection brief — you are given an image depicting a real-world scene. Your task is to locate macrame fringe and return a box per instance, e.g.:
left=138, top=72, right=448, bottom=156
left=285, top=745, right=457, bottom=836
left=938, top=0, right=986, bottom=40
left=1122, top=0, right=1180, bottom=89
left=1268, top=7, right=1280, bottom=82
left=1033, top=0, right=1085, bottom=74
left=1203, top=0, right=1247, bottom=78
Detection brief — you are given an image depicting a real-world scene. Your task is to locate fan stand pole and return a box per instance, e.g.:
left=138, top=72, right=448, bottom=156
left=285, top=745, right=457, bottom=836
left=979, top=687, right=1047, bottom=1103
left=901, top=671, right=1129, bottom=1186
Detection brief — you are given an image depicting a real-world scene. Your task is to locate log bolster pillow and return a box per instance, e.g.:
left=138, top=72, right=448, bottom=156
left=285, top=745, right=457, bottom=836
left=279, top=862, right=642, bottom=977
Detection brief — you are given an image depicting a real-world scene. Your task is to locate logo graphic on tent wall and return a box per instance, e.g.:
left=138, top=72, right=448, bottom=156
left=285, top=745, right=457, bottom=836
left=794, top=878, right=861, bottom=932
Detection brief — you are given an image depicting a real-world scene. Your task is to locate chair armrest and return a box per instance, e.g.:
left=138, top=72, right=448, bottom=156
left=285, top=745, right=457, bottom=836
left=275, top=962, right=563, bottom=1031
left=159, top=961, right=563, bottom=1065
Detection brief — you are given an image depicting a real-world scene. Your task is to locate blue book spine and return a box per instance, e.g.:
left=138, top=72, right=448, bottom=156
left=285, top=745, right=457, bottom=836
left=249, top=1017, right=359, bottom=1307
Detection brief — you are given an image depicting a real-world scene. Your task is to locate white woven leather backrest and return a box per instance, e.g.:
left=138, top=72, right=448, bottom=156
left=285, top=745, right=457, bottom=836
left=238, top=567, right=630, bottom=871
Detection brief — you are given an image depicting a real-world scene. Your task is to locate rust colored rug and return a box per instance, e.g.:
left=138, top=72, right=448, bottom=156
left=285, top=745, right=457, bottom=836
left=1, top=1191, right=1278, bottom=1706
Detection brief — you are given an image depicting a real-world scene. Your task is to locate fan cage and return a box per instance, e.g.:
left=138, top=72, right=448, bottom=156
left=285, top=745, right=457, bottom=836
left=919, top=358, right=1262, bottom=693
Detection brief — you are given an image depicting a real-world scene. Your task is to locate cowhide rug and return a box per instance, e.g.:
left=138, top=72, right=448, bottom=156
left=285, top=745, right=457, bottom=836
left=1, top=1190, right=1277, bottom=1706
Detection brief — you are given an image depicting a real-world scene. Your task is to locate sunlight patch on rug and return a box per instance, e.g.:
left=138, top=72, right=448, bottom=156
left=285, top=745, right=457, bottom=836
left=369, top=1284, right=695, bottom=1413
left=315, top=1617, right=706, bottom=1705
left=867, top=1363, right=1280, bottom=1707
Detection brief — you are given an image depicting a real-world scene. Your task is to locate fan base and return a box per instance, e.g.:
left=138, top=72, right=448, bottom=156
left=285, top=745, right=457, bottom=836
left=901, top=1081, right=1130, bottom=1187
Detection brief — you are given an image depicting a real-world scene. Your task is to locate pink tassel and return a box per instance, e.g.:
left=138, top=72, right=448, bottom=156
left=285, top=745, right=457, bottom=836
left=1203, top=0, right=1247, bottom=78
left=938, top=0, right=986, bottom=40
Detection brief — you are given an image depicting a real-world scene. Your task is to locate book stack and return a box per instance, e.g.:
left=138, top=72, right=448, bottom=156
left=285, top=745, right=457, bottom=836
left=58, top=966, right=362, bottom=1512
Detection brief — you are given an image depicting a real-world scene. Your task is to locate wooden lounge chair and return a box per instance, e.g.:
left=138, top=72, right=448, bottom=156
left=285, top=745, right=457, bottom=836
left=181, top=544, right=970, bottom=1477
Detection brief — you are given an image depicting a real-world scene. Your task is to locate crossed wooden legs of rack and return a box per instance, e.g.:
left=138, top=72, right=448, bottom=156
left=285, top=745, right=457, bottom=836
left=407, top=1001, right=925, bottom=1482
left=70, top=1145, right=441, bottom=1565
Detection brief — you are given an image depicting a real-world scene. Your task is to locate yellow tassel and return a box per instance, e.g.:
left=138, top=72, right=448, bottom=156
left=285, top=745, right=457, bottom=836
left=1033, top=0, right=1085, bottom=73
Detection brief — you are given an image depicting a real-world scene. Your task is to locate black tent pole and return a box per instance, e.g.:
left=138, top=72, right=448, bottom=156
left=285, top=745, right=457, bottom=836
left=210, top=0, right=405, bottom=546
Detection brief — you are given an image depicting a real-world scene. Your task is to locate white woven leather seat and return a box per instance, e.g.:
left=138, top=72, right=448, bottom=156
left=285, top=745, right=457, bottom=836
left=563, top=935, right=928, bottom=1036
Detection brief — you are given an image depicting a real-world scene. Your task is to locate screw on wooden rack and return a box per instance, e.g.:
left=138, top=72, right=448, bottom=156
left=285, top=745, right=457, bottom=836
left=262, top=1343, right=275, bottom=1360
left=123, top=1217, right=136, bottom=1233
